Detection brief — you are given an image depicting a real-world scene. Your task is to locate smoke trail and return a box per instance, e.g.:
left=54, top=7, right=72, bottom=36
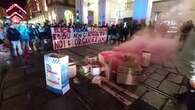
left=99, top=0, right=194, bottom=69
left=112, top=0, right=194, bottom=64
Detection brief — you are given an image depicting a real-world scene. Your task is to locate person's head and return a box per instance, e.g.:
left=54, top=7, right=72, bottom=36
left=45, top=20, right=50, bottom=25
left=31, top=24, right=35, bottom=28
left=10, top=23, right=16, bottom=29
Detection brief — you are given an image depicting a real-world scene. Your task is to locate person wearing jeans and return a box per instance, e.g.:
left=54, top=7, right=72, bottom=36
left=6, top=24, right=23, bottom=56
left=17, top=21, right=31, bottom=51
left=11, top=40, right=23, bottom=56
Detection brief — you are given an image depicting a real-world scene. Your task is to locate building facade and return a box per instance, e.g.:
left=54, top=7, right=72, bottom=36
left=6, top=4, right=27, bottom=23
left=76, top=0, right=162, bottom=25
left=76, top=0, right=134, bottom=25
left=27, top=0, right=75, bottom=24
left=27, top=0, right=195, bottom=25
left=151, top=0, right=195, bottom=23
left=27, top=0, right=133, bottom=24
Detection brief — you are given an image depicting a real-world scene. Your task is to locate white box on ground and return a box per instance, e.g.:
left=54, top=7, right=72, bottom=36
left=68, top=62, right=77, bottom=78
left=44, top=53, right=70, bottom=95
left=91, top=67, right=101, bottom=76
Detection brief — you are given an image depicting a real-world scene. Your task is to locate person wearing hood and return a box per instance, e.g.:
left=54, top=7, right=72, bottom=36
left=16, top=21, right=31, bottom=50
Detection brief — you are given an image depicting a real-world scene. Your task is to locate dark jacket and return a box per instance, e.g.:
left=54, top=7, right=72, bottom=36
left=43, top=25, right=51, bottom=39
left=6, top=27, right=20, bottom=41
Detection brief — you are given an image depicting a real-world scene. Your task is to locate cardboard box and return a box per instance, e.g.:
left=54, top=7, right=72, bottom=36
left=68, top=62, right=77, bottom=78
left=117, top=61, right=136, bottom=85
left=117, top=72, right=134, bottom=85
left=91, top=65, right=101, bottom=76
left=44, top=53, right=70, bottom=95
left=85, top=55, right=98, bottom=64
left=142, top=51, right=151, bottom=67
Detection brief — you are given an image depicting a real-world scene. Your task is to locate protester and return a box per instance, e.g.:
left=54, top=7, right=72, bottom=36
left=0, top=24, right=5, bottom=43
left=179, top=20, right=194, bottom=51
left=123, top=22, right=129, bottom=41
left=17, top=21, right=31, bottom=51
left=175, top=77, right=195, bottom=110
left=107, top=25, right=112, bottom=43
left=42, top=21, right=52, bottom=51
left=110, top=24, right=117, bottom=43
left=6, top=23, right=23, bottom=56
left=28, top=24, right=38, bottom=51
left=118, top=23, right=123, bottom=42
left=36, top=23, right=44, bottom=50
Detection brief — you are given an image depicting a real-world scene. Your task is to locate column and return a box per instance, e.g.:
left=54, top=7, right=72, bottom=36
left=132, top=0, right=153, bottom=25
left=75, top=0, right=83, bottom=23
left=98, top=0, right=106, bottom=25
left=75, top=0, right=88, bottom=24
left=83, top=0, right=88, bottom=24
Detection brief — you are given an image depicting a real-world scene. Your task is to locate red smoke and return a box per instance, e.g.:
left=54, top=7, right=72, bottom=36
left=99, top=27, right=179, bottom=70
left=113, top=28, right=179, bottom=64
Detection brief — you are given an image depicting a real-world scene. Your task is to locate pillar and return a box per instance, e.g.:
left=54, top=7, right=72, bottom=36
left=98, top=0, right=106, bottom=25
left=75, top=0, right=88, bottom=24
left=132, top=0, right=153, bottom=25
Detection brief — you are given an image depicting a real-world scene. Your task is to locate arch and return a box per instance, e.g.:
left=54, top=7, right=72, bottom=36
left=64, top=10, right=74, bottom=25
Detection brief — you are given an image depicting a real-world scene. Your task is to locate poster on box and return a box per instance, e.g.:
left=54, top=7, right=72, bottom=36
left=51, top=27, right=108, bottom=50
left=44, top=53, right=70, bottom=95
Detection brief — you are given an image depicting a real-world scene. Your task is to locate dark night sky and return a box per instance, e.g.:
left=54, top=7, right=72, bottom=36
left=0, top=0, right=27, bottom=9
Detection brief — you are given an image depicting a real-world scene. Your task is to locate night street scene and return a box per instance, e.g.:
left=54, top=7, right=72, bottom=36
left=0, top=0, right=195, bottom=110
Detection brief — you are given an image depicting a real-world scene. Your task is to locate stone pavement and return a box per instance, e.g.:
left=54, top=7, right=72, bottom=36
left=0, top=43, right=189, bottom=110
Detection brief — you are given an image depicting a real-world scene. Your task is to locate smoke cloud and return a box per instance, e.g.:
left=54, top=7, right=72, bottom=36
left=101, top=0, right=194, bottom=65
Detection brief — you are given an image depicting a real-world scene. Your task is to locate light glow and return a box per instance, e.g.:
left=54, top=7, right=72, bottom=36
left=6, top=3, right=27, bottom=14
left=11, top=15, right=22, bottom=23
left=44, top=0, right=48, bottom=11
left=52, top=10, right=57, bottom=20
left=191, top=75, right=195, bottom=82
left=8, top=12, right=24, bottom=19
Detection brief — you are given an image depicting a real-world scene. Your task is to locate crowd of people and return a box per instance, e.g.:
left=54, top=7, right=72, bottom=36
left=0, top=20, right=52, bottom=57
left=0, top=19, right=144, bottom=57
left=107, top=21, right=145, bottom=43
left=0, top=18, right=194, bottom=58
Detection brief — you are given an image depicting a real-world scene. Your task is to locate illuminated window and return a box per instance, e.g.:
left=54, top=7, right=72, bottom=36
left=44, top=0, right=48, bottom=11
left=37, top=2, right=40, bottom=11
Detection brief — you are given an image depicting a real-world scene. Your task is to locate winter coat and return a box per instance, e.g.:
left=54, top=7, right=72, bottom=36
left=17, top=24, right=30, bottom=40
left=43, top=25, right=51, bottom=39
left=6, top=27, right=20, bottom=41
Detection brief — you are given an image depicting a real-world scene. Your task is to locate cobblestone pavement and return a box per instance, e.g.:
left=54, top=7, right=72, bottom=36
left=0, top=42, right=191, bottom=110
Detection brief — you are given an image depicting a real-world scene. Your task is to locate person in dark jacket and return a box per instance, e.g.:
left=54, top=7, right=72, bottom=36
left=123, top=22, right=129, bottom=41
left=118, top=23, right=124, bottom=42
left=107, top=26, right=112, bottom=43
left=175, top=77, right=195, bottom=110
left=7, top=24, right=23, bottom=56
left=42, top=21, right=52, bottom=50
left=28, top=24, right=39, bottom=51
left=0, top=24, right=5, bottom=44
left=16, top=21, right=31, bottom=51
left=179, top=20, right=194, bottom=51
